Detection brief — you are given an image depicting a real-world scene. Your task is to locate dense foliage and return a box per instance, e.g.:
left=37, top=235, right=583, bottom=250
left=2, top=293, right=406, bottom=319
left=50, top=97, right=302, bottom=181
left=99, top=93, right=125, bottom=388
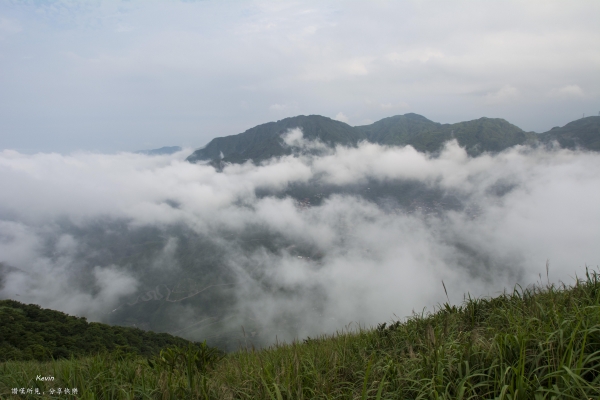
left=1, top=270, right=599, bottom=399
left=0, top=300, right=210, bottom=362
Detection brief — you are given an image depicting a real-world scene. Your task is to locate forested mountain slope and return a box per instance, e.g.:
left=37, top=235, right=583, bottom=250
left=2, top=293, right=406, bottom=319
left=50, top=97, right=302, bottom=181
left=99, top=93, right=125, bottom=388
left=355, top=113, right=534, bottom=155
left=539, top=116, right=600, bottom=151
left=187, top=114, right=599, bottom=165
left=0, top=299, right=207, bottom=361
left=186, top=115, right=364, bottom=165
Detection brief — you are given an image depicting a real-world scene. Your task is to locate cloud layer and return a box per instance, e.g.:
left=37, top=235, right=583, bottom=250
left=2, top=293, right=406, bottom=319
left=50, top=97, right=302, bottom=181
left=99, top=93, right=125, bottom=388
left=1, top=139, right=599, bottom=347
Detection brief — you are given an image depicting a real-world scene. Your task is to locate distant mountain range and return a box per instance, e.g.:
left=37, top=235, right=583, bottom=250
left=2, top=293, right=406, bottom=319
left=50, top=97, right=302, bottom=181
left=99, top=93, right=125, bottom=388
left=137, top=146, right=182, bottom=155
left=186, top=114, right=600, bottom=165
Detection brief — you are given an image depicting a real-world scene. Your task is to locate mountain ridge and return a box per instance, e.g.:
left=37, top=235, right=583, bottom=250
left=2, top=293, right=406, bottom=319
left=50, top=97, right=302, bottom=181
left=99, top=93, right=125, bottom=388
left=186, top=114, right=600, bottom=165
left=186, top=115, right=364, bottom=164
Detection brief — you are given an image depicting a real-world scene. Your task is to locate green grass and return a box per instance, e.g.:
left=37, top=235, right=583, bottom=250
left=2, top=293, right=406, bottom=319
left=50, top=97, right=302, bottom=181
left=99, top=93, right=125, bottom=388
left=2, top=269, right=599, bottom=399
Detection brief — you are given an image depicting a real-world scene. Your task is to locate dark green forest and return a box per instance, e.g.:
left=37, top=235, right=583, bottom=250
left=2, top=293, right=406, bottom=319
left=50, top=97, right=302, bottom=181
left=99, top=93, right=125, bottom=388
left=0, top=299, right=210, bottom=362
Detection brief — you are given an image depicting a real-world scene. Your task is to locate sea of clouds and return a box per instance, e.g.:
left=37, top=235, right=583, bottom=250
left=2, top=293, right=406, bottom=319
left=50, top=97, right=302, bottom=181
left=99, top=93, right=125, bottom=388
left=1, top=132, right=599, bottom=346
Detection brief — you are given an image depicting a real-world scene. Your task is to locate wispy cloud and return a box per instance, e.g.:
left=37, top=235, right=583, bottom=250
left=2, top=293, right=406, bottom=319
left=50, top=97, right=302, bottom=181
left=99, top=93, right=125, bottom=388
left=334, top=112, right=348, bottom=123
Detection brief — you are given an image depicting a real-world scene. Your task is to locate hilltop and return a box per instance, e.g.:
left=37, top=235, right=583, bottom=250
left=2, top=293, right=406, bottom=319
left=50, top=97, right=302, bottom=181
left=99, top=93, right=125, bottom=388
left=186, top=114, right=600, bottom=165
left=186, top=115, right=364, bottom=165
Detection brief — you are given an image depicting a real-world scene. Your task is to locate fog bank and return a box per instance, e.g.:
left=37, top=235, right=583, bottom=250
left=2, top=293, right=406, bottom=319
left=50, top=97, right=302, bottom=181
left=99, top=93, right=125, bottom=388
left=1, top=140, right=599, bottom=348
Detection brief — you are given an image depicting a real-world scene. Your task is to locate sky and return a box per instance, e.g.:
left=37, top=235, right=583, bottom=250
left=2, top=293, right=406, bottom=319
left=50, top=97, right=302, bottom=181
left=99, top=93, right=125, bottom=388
left=1, top=0, right=599, bottom=153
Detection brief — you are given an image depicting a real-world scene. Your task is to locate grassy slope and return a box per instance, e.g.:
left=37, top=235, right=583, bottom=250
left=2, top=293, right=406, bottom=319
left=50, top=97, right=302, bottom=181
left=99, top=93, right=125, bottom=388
left=2, top=270, right=599, bottom=399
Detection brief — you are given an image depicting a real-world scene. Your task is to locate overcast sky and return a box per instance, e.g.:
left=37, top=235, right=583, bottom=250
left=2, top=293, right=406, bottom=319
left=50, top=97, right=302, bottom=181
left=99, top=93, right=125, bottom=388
left=1, top=0, right=599, bottom=153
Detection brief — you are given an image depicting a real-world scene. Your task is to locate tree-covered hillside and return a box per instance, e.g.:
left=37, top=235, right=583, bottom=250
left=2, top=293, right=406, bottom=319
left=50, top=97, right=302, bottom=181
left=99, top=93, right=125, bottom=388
left=539, top=116, right=600, bottom=151
left=442, top=117, right=535, bottom=155
left=356, top=114, right=534, bottom=155
left=186, top=115, right=364, bottom=165
left=354, top=113, right=441, bottom=146
left=187, top=113, right=599, bottom=166
left=0, top=300, right=210, bottom=362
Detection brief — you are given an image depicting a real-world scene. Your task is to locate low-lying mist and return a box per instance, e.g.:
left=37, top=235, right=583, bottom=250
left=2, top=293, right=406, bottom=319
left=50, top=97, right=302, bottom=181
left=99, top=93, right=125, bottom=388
left=1, top=134, right=599, bottom=350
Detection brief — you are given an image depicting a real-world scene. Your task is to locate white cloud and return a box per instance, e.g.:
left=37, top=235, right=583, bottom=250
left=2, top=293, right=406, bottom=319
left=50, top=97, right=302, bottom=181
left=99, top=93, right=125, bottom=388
left=281, top=128, right=304, bottom=146
left=280, top=128, right=329, bottom=155
left=334, top=112, right=349, bottom=123
left=93, top=266, right=139, bottom=311
left=1, top=142, right=599, bottom=343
